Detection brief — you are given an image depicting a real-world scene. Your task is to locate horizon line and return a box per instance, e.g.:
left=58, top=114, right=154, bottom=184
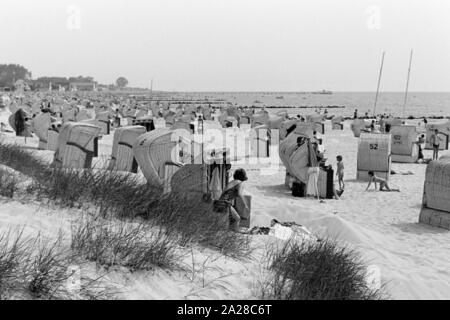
left=129, top=90, right=450, bottom=93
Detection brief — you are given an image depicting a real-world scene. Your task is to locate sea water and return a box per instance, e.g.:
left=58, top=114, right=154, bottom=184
left=189, top=92, right=450, bottom=118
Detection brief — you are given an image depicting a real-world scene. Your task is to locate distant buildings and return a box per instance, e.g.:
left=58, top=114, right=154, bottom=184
left=31, top=76, right=99, bottom=91
left=31, top=77, right=70, bottom=91
left=69, top=81, right=97, bottom=91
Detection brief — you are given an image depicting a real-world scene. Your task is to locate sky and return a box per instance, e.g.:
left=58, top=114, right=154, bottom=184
left=1, top=0, right=449, bottom=91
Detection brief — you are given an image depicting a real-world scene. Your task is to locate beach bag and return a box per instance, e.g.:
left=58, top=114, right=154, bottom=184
left=213, top=200, right=230, bottom=213
left=292, top=181, right=306, bottom=197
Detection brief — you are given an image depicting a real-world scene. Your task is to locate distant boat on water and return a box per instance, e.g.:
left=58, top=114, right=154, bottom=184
left=276, top=96, right=284, bottom=99
left=312, top=89, right=333, bottom=95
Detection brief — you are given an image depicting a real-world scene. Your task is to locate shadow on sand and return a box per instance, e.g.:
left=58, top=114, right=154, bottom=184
left=256, top=184, right=293, bottom=198
left=392, top=222, right=448, bottom=235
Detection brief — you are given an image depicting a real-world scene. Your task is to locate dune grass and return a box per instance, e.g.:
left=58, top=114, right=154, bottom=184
left=71, top=216, right=179, bottom=271
left=0, top=142, right=251, bottom=259
left=25, top=234, right=73, bottom=299
left=0, top=229, right=114, bottom=300
left=0, top=167, right=19, bottom=198
left=260, top=239, right=383, bottom=300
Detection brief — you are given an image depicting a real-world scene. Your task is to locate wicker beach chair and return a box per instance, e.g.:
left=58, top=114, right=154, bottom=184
left=419, top=158, right=450, bottom=230
left=356, top=133, right=391, bottom=181
left=331, top=116, right=344, bottom=130
left=53, top=122, right=101, bottom=169
left=31, top=112, right=52, bottom=149
left=390, top=125, right=419, bottom=163
left=95, top=111, right=111, bottom=135
left=109, top=125, right=146, bottom=172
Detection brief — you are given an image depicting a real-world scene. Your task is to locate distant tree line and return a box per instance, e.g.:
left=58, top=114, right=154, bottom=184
left=0, top=64, right=32, bottom=88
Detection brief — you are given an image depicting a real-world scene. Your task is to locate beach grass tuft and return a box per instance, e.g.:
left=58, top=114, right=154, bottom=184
left=261, top=239, right=384, bottom=300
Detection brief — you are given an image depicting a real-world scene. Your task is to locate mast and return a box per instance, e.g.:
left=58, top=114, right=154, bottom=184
left=373, top=51, right=385, bottom=117
left=402, top=49, right=413, bottom=119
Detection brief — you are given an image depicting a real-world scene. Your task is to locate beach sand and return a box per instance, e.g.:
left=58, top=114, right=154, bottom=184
left=243, top=121, right=450, bottom=299
left=1, top=114, right=450, bottom=299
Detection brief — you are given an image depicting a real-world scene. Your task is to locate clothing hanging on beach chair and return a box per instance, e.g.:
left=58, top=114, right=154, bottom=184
left=210, top=166, right=223, bottom=200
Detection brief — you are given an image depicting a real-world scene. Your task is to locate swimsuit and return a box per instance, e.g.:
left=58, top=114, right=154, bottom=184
left=213, top=182, right=241, bottom=212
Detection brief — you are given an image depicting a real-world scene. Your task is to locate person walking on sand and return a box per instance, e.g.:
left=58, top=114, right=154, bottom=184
left=366, top=171, right=400, bottom=192
left=430, top=129, right=441, bottom=160
left=336, top=155, right=345, bottom=190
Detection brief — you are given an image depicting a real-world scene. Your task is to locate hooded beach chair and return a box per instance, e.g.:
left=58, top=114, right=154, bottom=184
left=390, top=125, right=419, bottom=163
left=8, top=109, right=33, bottom=138
left=31, top=112, right=52, bottom=149
left=62, top=109, right=76, bottom=123
left=250, top=125, right=271, bottom=158
left=170, top=149, right=231, bottom=201
left=279, top=133, right=318, bottom=186
left=47, top=122, right=61, bottom=151
left=132, top=116, right=155, bottom=132
left=331, top=116, right=344, bottom=130
left=95, top=111, right=111, bottom=135
left=53, top=122, right=101, bottom=169
left=419, top=157, right=450, bottom=230
left=153, top=118, right=167, bottom=128
left=351, top=119, right=370, bottom=137
left=109, top=125, right=146, bottom=172
left=306, top=114, right=325, bottom=134
left=75, top=108, right=90, bottom=122
left=133, top=129, right=190, bottom=186
left=356, top=133, right=391, bottom=181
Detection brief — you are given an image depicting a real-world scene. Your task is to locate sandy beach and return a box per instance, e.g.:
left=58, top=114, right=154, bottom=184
left=1, top=112, right=449, bottom=300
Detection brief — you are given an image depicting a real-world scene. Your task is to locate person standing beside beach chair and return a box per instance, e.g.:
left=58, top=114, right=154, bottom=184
left=213, top=169, right=249, bottom=232
left=430, top=129, right=441, bottom=160
left=336, top=155, right=345, bottom=190
left=415, top=134, right=425, bottom=163
left=370, top=120, right=376, bottom=132
left=379, top=116, right=385, bottom=133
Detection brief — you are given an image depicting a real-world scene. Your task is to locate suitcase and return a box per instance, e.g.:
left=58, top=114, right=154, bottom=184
left=318, top=167, right=334, bottom=199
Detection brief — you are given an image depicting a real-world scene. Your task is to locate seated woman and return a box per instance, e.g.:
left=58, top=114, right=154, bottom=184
left=214, top=168, right=249, bottom=232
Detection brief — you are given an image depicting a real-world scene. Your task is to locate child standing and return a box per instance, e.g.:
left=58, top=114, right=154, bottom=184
left=336, top=155, right=345, bottom=190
